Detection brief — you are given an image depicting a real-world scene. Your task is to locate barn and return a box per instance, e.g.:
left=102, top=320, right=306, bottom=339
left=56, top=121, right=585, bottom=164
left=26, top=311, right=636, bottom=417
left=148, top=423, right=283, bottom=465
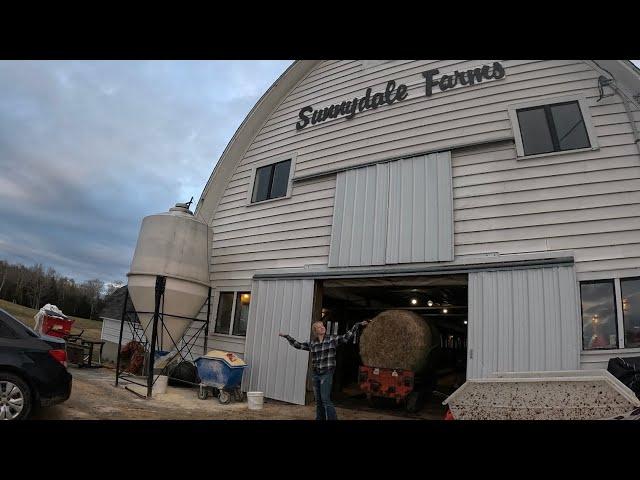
left=175, top=60, right=640, bottom=408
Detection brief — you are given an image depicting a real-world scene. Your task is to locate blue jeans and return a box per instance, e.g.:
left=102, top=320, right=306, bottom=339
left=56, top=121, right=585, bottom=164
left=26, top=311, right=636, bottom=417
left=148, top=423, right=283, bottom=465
left=312, top=371, right=337, bottom=421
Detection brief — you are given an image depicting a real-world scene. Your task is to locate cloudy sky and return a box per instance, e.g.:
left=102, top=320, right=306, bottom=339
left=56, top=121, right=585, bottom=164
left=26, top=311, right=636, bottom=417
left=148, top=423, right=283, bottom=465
left=1, top=60, right=638, bottom=285
left=0, top=60, right=293, bottom=284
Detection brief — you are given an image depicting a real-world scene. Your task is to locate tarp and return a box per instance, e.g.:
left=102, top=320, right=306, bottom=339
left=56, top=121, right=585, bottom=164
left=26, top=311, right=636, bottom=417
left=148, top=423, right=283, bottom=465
left=33, top=304, right=67, bottom=335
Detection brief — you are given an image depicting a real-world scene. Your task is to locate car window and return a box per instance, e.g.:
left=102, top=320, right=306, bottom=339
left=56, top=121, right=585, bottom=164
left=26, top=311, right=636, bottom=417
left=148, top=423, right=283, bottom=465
left=0, top=318, right=18, bottom=339
left=0, top=309, right=39, bottom=338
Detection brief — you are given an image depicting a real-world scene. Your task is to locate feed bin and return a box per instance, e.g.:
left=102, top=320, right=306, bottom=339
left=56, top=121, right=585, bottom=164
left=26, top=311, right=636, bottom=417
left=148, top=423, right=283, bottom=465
left=127, top=203, right=210, bottom=351
left=443, top=370, right=640, bottom=420
left=195, top=350, right=247, bottom=404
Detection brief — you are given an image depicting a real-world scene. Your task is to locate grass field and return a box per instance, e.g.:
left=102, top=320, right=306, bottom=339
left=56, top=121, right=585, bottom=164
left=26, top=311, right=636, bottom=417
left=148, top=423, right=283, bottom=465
left=0, top=299, right=102, bottom=341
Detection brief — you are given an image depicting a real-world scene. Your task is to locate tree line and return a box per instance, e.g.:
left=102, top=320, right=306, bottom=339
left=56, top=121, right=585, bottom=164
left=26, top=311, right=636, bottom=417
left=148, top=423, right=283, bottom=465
left=0, top=259, right=122, bottom=320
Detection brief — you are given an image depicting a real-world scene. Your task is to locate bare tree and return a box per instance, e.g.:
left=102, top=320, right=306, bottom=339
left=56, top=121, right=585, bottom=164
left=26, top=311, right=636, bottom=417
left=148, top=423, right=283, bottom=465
left=0, top=260, right=7, bottom=296
left=82, top=279, right=104, bottom=319
left=105, top=281, right=124, bottom=297
left=13, top=266, right=26, bottom=304
left=27, top=264, right=45, bottom=310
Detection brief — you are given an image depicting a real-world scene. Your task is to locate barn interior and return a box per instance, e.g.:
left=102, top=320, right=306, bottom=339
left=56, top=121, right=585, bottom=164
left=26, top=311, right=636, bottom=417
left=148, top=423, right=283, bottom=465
left=320, top=274, right=468, bottom=418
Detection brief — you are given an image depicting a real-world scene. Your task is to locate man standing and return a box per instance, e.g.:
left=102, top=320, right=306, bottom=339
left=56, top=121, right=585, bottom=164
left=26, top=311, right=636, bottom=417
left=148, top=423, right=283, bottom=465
left=279, top=319, right=368, bottom=421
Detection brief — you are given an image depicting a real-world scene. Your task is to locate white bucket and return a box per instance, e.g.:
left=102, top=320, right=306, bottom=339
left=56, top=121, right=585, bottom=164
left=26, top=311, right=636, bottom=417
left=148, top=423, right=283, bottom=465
left=247, top=391, right=264, bottom=410
left=153, top=375, right=168, bottom=395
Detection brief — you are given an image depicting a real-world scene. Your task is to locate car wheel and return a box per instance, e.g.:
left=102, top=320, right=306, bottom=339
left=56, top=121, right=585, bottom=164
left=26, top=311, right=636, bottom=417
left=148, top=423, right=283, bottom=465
left=0, top=373, right=32, bottom=421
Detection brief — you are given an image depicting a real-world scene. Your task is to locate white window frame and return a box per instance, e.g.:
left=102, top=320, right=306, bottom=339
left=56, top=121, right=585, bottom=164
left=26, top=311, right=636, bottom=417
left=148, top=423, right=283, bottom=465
left=245, top=153, right=297, bottom=206
left=212, top=289, right=251, bottom=338
left=578, top=275, right=640, bottom=352
left=507, top=94, right=599, bottom=159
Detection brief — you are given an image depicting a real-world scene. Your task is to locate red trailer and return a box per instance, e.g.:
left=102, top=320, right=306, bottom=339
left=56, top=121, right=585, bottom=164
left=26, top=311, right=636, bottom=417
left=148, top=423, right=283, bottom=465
left=41, top=314, right=75, bottom=338
left=358, top=365, right=424, bottom=412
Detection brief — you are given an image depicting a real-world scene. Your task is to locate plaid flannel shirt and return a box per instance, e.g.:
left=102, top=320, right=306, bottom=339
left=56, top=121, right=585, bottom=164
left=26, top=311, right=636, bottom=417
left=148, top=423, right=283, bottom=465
left=284, top=321, right=365, bottom=374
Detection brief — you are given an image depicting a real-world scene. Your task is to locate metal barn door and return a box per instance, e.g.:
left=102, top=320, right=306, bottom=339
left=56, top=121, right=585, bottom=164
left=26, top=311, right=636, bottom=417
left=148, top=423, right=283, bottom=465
left=467, top=265, right=580, bottom=379
left=328, top=151, right=453, bottom=267
left=242, top=279, right=315, bottom=405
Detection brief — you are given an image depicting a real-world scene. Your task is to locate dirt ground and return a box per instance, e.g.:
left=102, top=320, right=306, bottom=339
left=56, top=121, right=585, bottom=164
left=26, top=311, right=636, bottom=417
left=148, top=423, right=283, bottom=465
left=31, top=365, right=444, bottom=420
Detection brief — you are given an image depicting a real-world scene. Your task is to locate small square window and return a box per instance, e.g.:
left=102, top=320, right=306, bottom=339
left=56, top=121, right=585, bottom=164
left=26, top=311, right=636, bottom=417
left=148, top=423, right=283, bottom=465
left=580, top=280, right=618, bottom=350
left=517, top=107, right=555, bottom=155
left=550, top=102, right=590, bottom=151
left=251, top=159, right=292, bottom=203
left=511, top=98, right=595, bottom=157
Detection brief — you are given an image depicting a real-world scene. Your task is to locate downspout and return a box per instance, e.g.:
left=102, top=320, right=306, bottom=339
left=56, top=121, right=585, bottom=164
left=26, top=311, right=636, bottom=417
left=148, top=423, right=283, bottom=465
left=617, top=88, right=640, bottom=156
left=596, top=70, right=640, bottom=156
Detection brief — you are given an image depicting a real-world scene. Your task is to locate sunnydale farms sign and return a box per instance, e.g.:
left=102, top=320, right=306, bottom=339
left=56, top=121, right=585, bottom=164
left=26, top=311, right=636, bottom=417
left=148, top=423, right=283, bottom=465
left=295, top=61, right=506, bottom=130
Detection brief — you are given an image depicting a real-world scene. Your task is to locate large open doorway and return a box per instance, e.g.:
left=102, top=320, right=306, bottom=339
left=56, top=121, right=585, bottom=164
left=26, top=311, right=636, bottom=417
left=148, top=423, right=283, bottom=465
left=320, top=274, right=468, bottom=418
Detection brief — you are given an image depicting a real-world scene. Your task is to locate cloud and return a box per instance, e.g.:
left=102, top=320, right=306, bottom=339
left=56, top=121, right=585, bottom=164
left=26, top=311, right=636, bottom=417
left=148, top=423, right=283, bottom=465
left=0, top=60, right=292, bottom=283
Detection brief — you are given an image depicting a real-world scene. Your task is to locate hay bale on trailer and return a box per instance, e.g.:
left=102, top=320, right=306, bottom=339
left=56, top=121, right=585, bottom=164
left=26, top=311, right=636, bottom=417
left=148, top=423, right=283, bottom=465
left=359, top=309, right=437, bottom=372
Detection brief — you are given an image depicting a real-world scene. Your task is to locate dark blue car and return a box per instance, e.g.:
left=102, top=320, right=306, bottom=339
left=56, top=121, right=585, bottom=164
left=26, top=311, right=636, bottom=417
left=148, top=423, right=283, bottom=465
left=0, top=308, right=72, bottom=420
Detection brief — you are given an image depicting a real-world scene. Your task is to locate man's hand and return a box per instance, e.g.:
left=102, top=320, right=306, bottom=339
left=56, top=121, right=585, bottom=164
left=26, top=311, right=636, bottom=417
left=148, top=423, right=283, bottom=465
left=360, top=320, right=369, bottom=327
left=278, top=333, right=287, bottom=337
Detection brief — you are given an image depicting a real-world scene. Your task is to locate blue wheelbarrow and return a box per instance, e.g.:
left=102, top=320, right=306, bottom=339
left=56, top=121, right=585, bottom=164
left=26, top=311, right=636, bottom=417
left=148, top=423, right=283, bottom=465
left=194, top=350, right=247, bottom=404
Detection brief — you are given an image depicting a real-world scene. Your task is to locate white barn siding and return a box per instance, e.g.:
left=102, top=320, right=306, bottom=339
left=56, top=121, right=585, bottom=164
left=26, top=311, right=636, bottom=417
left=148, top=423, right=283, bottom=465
left=202, top=60, right=640, bottom=373
left=450, top=141, right=640, bottom=277
left=210, top=59, right=640, bottom=287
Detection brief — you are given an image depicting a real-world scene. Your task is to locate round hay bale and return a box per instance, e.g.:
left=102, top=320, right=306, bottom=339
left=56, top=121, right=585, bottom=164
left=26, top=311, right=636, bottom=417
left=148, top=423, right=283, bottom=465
left=359, top=310, right=435, bottom=372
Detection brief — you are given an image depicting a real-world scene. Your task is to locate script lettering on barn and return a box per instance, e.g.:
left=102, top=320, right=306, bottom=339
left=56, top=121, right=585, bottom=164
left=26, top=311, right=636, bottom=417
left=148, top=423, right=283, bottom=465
left=295, top=61, right=506, bottom=130
left=421, top=62, right=506, bottom=96
left=296, top=80, right=408, bottom=131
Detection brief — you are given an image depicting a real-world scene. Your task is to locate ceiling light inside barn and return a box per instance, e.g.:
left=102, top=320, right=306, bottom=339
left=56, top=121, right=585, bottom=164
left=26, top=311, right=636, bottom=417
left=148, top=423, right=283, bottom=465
left=411, top=298, right=418, bottom=305
left=464, top=320, right=468, bottom=325
left=427, top=300, right=433, bottom=307
left=443, top=308, right=448, bottom=314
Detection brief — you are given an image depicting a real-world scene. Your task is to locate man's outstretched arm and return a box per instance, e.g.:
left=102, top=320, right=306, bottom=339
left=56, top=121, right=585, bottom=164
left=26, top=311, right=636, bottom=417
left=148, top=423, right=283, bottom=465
left=278, top=332, right=310, bottom=351
left=335, top=320, right=369, bottom=345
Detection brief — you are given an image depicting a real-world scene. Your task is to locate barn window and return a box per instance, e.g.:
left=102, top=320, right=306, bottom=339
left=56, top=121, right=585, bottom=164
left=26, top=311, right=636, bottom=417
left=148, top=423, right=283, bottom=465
left=250, top=159, right=292, bottom=203
left=580, top=280, right=618, bottom=350
left=508, top=95, right=598, bottom=158
left=214, top=291, right=251, bottom=337
left=621, top=277, right=640, bottom=349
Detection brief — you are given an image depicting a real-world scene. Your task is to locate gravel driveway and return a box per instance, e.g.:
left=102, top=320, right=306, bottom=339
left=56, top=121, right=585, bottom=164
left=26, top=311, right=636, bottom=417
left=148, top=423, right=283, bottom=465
left=31, top=366, right=428, bottom=420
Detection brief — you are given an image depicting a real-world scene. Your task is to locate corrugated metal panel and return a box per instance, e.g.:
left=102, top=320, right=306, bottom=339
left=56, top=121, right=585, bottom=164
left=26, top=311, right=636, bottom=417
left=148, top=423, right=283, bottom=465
left=386, top=151, right=453, bottom=264
left=467, top=265, right=580, bottom=379
left=329, top=152, right=453, bottom=267
left=242, top=278, right=314, bottom=405
left=328, top=163, right=389, bottom=267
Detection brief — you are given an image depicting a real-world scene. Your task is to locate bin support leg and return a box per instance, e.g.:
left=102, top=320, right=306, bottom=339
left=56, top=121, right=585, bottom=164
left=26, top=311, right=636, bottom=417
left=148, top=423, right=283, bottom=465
left=147, top=275, right=165, bottom=399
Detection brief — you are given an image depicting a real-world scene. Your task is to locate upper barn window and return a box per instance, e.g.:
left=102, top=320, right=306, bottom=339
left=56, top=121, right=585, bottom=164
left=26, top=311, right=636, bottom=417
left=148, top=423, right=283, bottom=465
left=248, top=156, right=295, bottom=204
left=508, top=95, right=598, bottom=158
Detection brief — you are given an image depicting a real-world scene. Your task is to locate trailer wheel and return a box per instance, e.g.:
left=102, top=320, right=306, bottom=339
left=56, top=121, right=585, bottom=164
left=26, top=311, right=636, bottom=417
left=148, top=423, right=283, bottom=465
left=198, top=386, right=209, bottom=400
left=218, top=390, right=231, bottom=404
left=233, top=389, right=245, bottom=402
left=406, top=392, right=423, bottom=413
